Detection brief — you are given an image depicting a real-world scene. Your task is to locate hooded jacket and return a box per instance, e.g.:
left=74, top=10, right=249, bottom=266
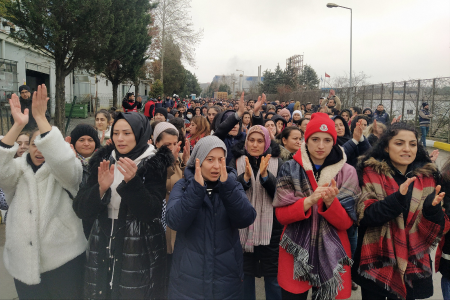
left=362, top=108, right=374, bottom=124
left=0, top=127, right=85, bottom=285
left=373, top=109, right=390, bottom=124
left=229, top=140, right=284, bottom=277
left=166, top=167, right=256, bottom=300
left=73, top=144, right=173, bottom=299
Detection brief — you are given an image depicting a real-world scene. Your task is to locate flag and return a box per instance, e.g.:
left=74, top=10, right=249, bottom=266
left=325, top=73, right=330, bottom=78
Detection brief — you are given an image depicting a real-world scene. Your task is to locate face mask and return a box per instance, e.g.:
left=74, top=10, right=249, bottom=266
left=187, top=114, right=193, bottom=119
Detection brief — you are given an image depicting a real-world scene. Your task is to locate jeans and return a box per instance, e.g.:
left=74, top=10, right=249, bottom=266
left=420, top=126, right=429, bottom=147
left=244, top=274, right=282, bottom=300
left=443, top=276, right=450, bottom=300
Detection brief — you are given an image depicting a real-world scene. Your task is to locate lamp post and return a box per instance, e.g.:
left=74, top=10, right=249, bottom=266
left=327, top=3, right=352, bottom=104
left=236, top=69, right=244, bottom=95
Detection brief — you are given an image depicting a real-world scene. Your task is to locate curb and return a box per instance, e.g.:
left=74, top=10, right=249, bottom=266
left=426, top=139, right=450, bottom=152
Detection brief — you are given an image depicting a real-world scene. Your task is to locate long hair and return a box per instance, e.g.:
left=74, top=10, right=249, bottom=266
left=356, top=122, right=435, bottom=185
left=189, top=116, right=211, bottom=142
left=279, top=127, right=302, bottom=147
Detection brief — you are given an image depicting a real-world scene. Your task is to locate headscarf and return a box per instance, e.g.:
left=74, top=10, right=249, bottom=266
left=186, top=136, right=227, bottom=168
left=245, top=125, right=271, bottom=157
left=293, top=110, right=303, bottom=118
left=111, top=112, right=152, bottom=161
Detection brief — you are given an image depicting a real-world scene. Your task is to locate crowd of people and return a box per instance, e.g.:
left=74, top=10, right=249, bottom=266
left=0, top=84, right=449, bottom=300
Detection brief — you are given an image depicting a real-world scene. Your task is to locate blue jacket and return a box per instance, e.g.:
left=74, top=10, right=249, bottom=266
left=373, top=109, right=390, bottom=124
left=167, top=167, right=256, bottom=300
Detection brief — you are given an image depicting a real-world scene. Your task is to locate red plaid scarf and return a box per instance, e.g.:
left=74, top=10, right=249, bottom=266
left=357, top=158, right=449, bottom=299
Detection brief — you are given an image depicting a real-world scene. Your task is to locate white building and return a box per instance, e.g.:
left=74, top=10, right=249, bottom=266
left=0, top=22, right=151, bottom=115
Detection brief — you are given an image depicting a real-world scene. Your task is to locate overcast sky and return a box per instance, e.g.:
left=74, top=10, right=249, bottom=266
left=184, top=0, right=450, bottom=85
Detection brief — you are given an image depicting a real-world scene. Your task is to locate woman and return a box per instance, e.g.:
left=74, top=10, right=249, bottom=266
left=167, top=136, right=257, bottom=300
left=95, top=109, right=111, bottom=146
left=264, top=119, right=277, bottom=140
left=229, top=126, right=284, bottom=300
left=207, top=106, right=221, bottom=125
left=279, top=127, right=302, bottom=162
left=438, top=159, right=450, bottom=300
left=334, top=115, right=371, bottom=168
left=365, top=120, right=387, bottom=146
left=298, top=118, right=309, bottom=135
left=69, top=124, right=101, bottom=237
left=273, top=112, right=360, bottom=300
left=271, top=115, right=287, bottom=136
left=73, top=112, right=172, bottom=299
left=14, top=132, right=30, bottom=158
left=353, top=122, right=450, bottom=300
left=0, top=85, right=86, bottom=299
left=172, top=109, right=180, bottom=118
left=292, top=110, right=302, bottom=123
left=350, top=115, right=369, bottom=133
left=362, top=108, right=374, bottom=124
left=242, top=111, right=252, bottom=131
left=201, top=105, right=208, bottom=116
left=194, top=106, right=202, bottom=117
left=340, top=109, right=351, bottom=124
left=186, top=116, right=211, bottom=151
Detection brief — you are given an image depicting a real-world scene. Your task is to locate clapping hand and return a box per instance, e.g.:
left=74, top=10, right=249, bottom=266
left=259, top=154, right=271, bottom=178
left=243, top=156, right=252, bottom=182
left=432, top=185, right=445, bottom=206
left=64, top=136, right=77, bottom=156
left=98, top=160, right=115, bottom=197
left=399, top=177, right=416, bottom=195
left=32, top=84, right=49, bottom=120
left=253, top=93, right=266, bottom=116
left=219, top=157, right=228, bottom=182
left=321, top=179, right=339, bottom=207
left=117, top=157, right=138, bottom=183
left=182, top=139, right=190, bottom=165
left=10, top=93, right=29, bottom=127
left=430, top=149, right=439, bottom=163
left=237, top=92, right=245, bottom=118
left=194, top=158, right=204, bottom=186
left=353, top=120, right=364, bottom=141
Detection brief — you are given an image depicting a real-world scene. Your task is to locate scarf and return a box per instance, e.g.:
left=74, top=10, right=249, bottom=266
left=111, top=112, right=151, bottom=161
left=77, top=152, right=94, bottom=167
left=237, top=155, right=278, bottom=252
left=273, top=142, right=357, bottom=300
left=108, top=145, right=156, bottom=219
left=357, top=158, right=448, bottom=299
left=333, top=116, right=352, bottom=146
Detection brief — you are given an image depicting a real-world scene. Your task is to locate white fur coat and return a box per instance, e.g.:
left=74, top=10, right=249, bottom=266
left=0, top=127, right=86, bottom=285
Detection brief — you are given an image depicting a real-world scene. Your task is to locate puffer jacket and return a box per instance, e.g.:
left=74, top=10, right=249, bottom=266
left=229, top=140, right=284, bottom=278
left=73, top=144, right=173, bottom=299
left=166, top=167, right=256, bottom=300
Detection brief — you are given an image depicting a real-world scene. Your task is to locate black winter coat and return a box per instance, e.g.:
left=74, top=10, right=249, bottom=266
left=73, top=144, right=173, bottom=299
left=229, top=140, right=284, bottom=277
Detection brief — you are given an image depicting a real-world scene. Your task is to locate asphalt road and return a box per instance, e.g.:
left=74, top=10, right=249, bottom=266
left=1, top=146, right=449, bottom=300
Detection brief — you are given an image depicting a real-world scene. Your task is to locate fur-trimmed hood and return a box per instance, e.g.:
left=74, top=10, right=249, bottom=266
left=362, top=157, right=437, bottom=178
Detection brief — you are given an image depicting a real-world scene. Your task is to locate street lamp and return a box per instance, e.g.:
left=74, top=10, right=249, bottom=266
left=236, top=69, right=244, bottom=94
left=327, top=3, right=352, bottom=104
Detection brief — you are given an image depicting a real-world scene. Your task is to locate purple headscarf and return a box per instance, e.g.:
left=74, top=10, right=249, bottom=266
left=245, top=125, right=271, bottom=155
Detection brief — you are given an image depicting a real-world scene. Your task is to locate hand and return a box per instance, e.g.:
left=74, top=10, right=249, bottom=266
left=353, top=120, right=363, bottom=141
left=329, top=89, right=335, bottom=97
left=182, top=139, right=190, bottom=165
left=253, top=93, right=266, bottom=116
left=220, top=157, right=228, bottom=182
left=372, top=119, right=378, bottom=136
left=244, top=156, right=252, bottom=182
left=100, top=130, right=106, bottom=145
left=32, top=84, right=49, bottom=120
left=287, top=122, right=293, bottom=127
left=106, top=139, right=112, bottom=145
left=172, top=141, right=182, bottom=160
left=9, top=93, right=29, bottom=127
left=259, top=154, right=271, bottom=178
left=117, top=157, right=138, bottom=183
left=194, top=158, right=204, bottom=186
left=237, top=92, right=245, bottom=118
left=432, top=185, right=445, bottom=206
left=397, top=115, right=402, bottom=122
left=430, top=149, right=439, bottom=163
left=399, top=177, right=416, bottom=195
left=321, top=179, right=339, bottom=207
left=148, top=139, right=153, bottom=145
left=98, top=160, right=115, bottom=197
left=268, top=129, right=275, bottom=141
left=65, top=136, right=77, bottom=156
left=137, top=96, right=142, bottom=103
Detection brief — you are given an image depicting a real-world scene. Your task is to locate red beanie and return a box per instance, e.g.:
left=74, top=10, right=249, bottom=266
left=304, top=112, right=337, bottom=144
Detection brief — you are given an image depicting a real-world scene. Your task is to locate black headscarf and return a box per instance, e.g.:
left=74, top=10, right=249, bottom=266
left=332, top=115, right=352, bottom=146
left=111, top=112, right=152, bottom=161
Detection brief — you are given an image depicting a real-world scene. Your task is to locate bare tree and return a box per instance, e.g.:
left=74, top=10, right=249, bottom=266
left=151, top=0, right=203, bottom=88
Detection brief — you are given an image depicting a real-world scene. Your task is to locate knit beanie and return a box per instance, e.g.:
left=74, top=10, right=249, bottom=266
left=422, top=102, right=429, bottom=108
left=304, top=112, right=337, bottom=145
left=292, top=110, right=302, bottom=118
left=70, top=124, right=101, bottom=149
left=153, top=122, right=179, bottom=143
left=155, top=107, right=168, bottom=120
left=245, top=125, right=271, bottom=154
left=187, top=135, right=227, bottom=168
left=19, top=85, right=31, bottom=93
left=279, top=108, right=291, bottom=118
